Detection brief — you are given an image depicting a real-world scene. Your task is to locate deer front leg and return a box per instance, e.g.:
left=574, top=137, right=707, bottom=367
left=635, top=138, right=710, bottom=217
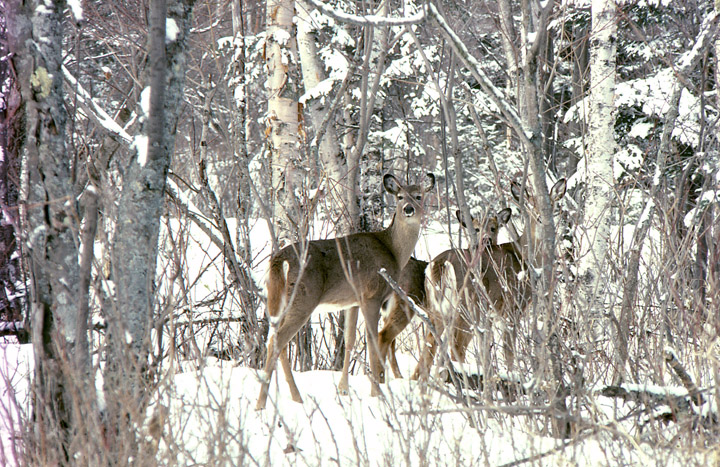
left=502, top=323, right=517, bottom=372
left=362, top=299, right=385, bottom=396
left=338, top=307, right=358, bottom=395
left=378, top=299, right=413, bottom=379
left=388, top=340, right=402, bottom=379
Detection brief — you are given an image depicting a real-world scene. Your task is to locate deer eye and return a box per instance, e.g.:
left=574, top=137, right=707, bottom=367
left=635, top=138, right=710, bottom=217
left=415, top=195, right=422, bottom=201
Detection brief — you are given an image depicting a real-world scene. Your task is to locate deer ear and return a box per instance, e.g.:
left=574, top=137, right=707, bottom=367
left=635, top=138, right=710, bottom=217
left=510, top=180, right=523, bottom=202
left=424, top=173, right=436, bottom=192
left=383, top=174, right=401, bottom=195
left=551, top=178, right=567, bottom=202
left=498, top=207, right=512, bottom=225
left=455, top=209, right=469, bottom=229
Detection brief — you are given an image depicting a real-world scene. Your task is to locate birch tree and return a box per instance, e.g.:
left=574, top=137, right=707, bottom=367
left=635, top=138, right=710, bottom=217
left=266, top=0, right=303, bottom=245
left=577, top=0, right=617, bottom=375
left=296, top=0, right=342, bottom=184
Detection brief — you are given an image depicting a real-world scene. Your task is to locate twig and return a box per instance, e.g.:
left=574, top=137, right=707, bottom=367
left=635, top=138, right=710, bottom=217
left=664, top=347, right=705, bottom=406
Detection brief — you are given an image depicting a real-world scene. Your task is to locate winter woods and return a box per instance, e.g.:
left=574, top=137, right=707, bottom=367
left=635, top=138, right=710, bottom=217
left=1, top=0, right=719, bottom=464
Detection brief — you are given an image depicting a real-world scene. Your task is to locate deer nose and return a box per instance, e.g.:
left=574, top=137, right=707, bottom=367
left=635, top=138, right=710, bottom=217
left=403, top=204, right=415, bottom=217
left=480, top=234, right=492, bottom=247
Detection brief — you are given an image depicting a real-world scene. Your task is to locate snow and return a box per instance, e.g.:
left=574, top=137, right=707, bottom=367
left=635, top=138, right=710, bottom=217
left=0, top=344, right=32, bottom=465
left=67, top=0, right=83, bottom=21
left=304, top=0, right=427, bottom=27
left=299, top=77, right=336, bottom=104
left=132, top=134, right=149, bottom=167
left=140, top=86, right=152, bottom=116
left=614, top=145, right=643, bottom=180
left=272, top=29, right=292, bottom=46
left=0, top=213, right=714, bottom=465
left=166, top=18, right=179, bottom=43
left=62, top=66, right=132, bottom=143
left=615, top=69, right=702, bottom=147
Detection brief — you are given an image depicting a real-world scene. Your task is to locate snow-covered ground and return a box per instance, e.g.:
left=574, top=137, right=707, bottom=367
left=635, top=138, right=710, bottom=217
left=154, top=357, right=697, bottom=466
left=0, top=212, right=715, bottom=465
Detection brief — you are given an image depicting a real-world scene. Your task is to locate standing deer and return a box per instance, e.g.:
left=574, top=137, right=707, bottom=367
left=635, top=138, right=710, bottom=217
left=413, top=178, right=566, bottom=380
left=256, top=173, right=435, bottom=410
left=376, top=209, right=511, bottom=379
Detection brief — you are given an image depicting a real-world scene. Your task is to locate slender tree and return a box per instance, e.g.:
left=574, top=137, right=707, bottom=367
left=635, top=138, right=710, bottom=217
left=577, top=0, right=618, bottom=380
left=266, top=0, right=304, bottom=245
left=106, top=0, right=195, bottom=459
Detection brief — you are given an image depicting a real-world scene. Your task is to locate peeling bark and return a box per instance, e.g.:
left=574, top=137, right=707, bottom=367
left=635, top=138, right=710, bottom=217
left=266, top=0, right=303, bottom=245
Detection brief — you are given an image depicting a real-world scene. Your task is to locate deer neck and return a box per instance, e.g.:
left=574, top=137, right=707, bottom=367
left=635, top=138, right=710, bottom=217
left=382, top=213, right=421, bottom=270
left=507, top=215, right=538, bottom=263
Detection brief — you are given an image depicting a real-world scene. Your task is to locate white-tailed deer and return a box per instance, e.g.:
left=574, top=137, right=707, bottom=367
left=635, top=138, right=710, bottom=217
left=376, top=209, right=510, bottom=379
left=411, top=208, right=514, bottom=380
left=376, top=209, right=511, bottom=379
left=256, top=173, right=435, bottom=410
left=413, top=178, right=566, bottom=380
left=509, top=178, right=567, bottom=262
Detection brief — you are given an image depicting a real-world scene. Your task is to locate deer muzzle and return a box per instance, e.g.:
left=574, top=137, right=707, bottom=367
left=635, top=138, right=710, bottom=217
left=403, top=204, right=416, bottom=217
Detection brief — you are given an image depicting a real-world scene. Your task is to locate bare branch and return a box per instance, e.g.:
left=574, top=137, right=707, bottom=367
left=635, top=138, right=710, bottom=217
left=62, top=65, right=132, bottom=143
left=426, top=3, right=532, bottom=151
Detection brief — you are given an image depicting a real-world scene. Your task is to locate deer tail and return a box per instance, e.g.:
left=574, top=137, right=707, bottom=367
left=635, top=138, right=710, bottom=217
left=267, top=258, right=289, bottom=319
left=426, top=260, right=458, bottom=321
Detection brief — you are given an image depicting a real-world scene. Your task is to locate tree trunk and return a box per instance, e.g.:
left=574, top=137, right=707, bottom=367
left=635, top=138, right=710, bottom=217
left=578, top=0, right=617, bottom=375
left=267, top=0, right=303, bottom=245
left=7, top=0, right=82, bottom=460
left=296, top=0, right=343, bottom=186
left=107, top=0, right=195, bottom=459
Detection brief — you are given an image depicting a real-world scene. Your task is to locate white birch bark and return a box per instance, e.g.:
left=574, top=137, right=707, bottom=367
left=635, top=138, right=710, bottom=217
left=296, top=0, right=344, bottom=199
left=578, top=0, right=617, bottom=339
left=267, top=0, right=303, bottom=245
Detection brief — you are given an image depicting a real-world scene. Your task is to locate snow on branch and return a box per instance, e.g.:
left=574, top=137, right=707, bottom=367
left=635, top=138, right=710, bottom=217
left=675, top=11, right=718, bottom=75
left=304, top=0, right=426, bottom=26
left=62, top=66, right=132, bottom=143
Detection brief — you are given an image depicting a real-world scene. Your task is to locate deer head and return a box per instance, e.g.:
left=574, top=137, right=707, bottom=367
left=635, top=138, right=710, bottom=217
left=456, top=208, right=512, bottom=248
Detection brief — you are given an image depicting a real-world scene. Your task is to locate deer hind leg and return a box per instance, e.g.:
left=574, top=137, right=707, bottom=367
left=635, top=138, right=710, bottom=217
left=413, top=262, right=455, bottom=381
left=256, top=302, right=318, bottom=408
left=388, top=340, right=402, bottom=379
left=279, top=348, right=302, bottom=403
left=411, top=314, right=444, bottom=381
left=451, top=311, right=473, bottom=364
left=339, top=306, right=358, bottom=395
left=379, top=296, right=414, bottom=379
left=256, top=331, right=281, bottom=410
